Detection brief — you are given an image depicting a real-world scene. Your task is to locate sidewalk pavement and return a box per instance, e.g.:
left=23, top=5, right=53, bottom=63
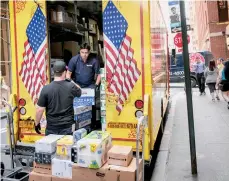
left=151, top=88, right=229, bottom=181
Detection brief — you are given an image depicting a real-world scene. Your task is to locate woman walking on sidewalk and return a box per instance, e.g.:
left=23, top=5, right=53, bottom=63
left=219, top=60, right=229, bottom=109
left=204, top=60, right=219, bottom=101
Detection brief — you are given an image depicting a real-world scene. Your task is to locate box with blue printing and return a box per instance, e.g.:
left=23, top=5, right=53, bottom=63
left=76, top=119, right=91, bottom=129
left=74, top=110, right=92, bottom=121
left=74, top=106, right=92, bottom=115
left=73, top=97, right=94, bottom=106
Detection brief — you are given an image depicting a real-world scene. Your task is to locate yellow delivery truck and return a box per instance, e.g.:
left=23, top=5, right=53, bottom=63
left=7, top=0, right=169, bottom=167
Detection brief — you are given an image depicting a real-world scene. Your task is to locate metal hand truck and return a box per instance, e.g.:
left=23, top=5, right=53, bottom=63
left=1, top=100, right=30, bottom=181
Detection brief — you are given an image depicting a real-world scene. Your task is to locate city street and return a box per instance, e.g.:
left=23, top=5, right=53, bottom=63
left=1, top=0, right=229, bottom=180
left=152, top=86, right=229, bottom=181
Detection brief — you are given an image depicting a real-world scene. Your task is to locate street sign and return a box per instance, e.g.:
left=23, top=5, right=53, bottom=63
left=174, top=32, right=190, bottom=48
left=171, top=25, right=191, bottom=33
left=168, top=1, right=181, bottom=28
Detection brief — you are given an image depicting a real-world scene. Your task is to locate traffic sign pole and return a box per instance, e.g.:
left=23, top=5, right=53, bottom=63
left=179, top=0, right=198, bottom=175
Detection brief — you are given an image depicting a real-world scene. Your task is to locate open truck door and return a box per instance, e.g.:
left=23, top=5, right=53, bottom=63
left=103, top=1, right=170, bottom=163
left=9, top=1, right=49, bottom=143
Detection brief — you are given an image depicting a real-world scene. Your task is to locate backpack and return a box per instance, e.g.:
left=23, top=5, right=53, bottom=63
left=222, top=69, right=226, bottom=81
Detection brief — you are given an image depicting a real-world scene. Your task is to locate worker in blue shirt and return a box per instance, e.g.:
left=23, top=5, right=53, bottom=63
left=66, top=43, right=101, bottom=89
left=66, top=43, right=101, bottom=129
left=193, top=57, right=206, bottom=95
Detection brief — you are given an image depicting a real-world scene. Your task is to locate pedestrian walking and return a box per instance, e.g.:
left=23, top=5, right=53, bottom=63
left=217, top=58, right=225, bottom=71
left=216, top=58, right=225, bottom=97
left=204, top=60, right=219, bottom=101
left=193, top=57, right=206, bottom=95
left=219, top=60, right=229, bottom=109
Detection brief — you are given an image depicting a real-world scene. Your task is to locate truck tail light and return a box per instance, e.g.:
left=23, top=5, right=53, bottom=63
left=19, top=98, right=26, bottom=106
left=135, top=100, right=144, bottom=109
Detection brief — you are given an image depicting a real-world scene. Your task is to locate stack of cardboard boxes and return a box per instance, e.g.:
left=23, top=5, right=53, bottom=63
left=50, top=5, right=79, bottom=24
left=73, top=88, right=95, bottom=130
left=30, top=135, right=64, bottom=181
left=72, top=144, right=143, bottom=181
left=30, top=132, right=142, bottom=181
left=50, top=41, right=80, bottom=58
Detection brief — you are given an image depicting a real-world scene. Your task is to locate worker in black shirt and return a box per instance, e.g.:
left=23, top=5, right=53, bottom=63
left=35, top=61, right=81, bottom=135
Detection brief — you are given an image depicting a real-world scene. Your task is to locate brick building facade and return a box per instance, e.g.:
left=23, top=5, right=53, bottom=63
left=193, top=1, right=228, bottom=60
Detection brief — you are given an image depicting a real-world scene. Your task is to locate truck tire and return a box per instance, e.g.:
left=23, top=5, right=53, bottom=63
left=191, top=77, right=197, bottom=88
left=1, top=162, right=4, bottom=176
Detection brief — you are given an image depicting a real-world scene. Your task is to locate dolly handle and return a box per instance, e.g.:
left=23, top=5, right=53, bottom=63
left=136, top=116, right=145, bottom=181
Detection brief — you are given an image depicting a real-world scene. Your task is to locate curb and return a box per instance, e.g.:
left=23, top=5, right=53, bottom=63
left=151, top=92, right=182, bottom=181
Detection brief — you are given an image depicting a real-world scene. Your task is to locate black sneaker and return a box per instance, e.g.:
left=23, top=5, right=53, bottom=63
left=216, top=96, right=220, bottom=101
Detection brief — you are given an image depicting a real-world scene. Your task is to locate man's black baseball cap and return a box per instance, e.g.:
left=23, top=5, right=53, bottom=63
left=53, top=61, right=66, bottom=73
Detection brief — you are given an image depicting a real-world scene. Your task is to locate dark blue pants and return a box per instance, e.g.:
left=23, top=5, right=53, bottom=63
left=197, top=73, right=205, bottom=93
left=45, top=126, right=72, bottom=136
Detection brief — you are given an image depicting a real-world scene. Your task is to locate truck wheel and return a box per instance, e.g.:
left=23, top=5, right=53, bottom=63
left=1, top=162, right=4, bottom=176
left=191, top=77, right=197, bottom=88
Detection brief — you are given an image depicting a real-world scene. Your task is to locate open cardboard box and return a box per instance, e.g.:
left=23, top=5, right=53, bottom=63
left=107, top=158, right=143, bottom=181
left=72, top=163, right=108, bottom=181
left=72, top=158, right=143, bottom=181
left=108, top=145, right=133, bottom=167
left=29, top=171, right=52, bottom=181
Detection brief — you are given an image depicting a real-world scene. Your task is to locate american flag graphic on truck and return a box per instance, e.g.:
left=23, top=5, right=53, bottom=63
left=103, top=1, right=141, bottom=114
left=19, top=7, right=48, bottom=104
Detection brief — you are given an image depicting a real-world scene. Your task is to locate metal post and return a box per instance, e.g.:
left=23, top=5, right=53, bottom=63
left=179, top=0, right=197, bottom=174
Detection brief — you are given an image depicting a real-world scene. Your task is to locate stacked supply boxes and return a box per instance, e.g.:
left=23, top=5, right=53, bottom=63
left=56, top=135, right=73, bottom=160
left=31, top=135, right=64, bottom=181
left=34, top=135, right=64, bottom=165
left=76, top=131, right=112, bottom=169
left=100, top=68, right=106, bottom=131
left=73, top=88, right=95, bottom=130
left=71, top=128, right=87, bottom=163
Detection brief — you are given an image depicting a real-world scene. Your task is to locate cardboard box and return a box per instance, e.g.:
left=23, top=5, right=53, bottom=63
left=35, top=134, right=64, bottom=154
left=56, top=136, right=73, bottom=158
left=81, top=88, right=95, bottom=97
left=73, top=97, right=95, bottom=107
left=73, top=128, right=87, bottom=143
left=51, top=42, right=63, bottom=57
left=29, top=171, right=52, bottom=181
left=33, top=162, right=52, bottom=175
left=108, top=146, right=133, bottom=167
left=77, top=131, right=112, bottom=169
left=107, top=158, right=143, bottom=181
left=72, top=163, right=108, bottom=181
left=76, top=119, right=91, bottom=129
left=34, top=152, right=55, bottom=164
left=64, top=41, right=79, bottom=56
left=52, top=158, right=73, bottom=179
left=56, top=11, right=67, bottom=23
left=89, top=18, right=97, bottom=34
left=74, top=106, right=92, bottom=115
left=74, top=110, right=92, bottom=121
left=50, top=10, right=57, bottom=22
left=52, top=176, right=72, bottom=181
